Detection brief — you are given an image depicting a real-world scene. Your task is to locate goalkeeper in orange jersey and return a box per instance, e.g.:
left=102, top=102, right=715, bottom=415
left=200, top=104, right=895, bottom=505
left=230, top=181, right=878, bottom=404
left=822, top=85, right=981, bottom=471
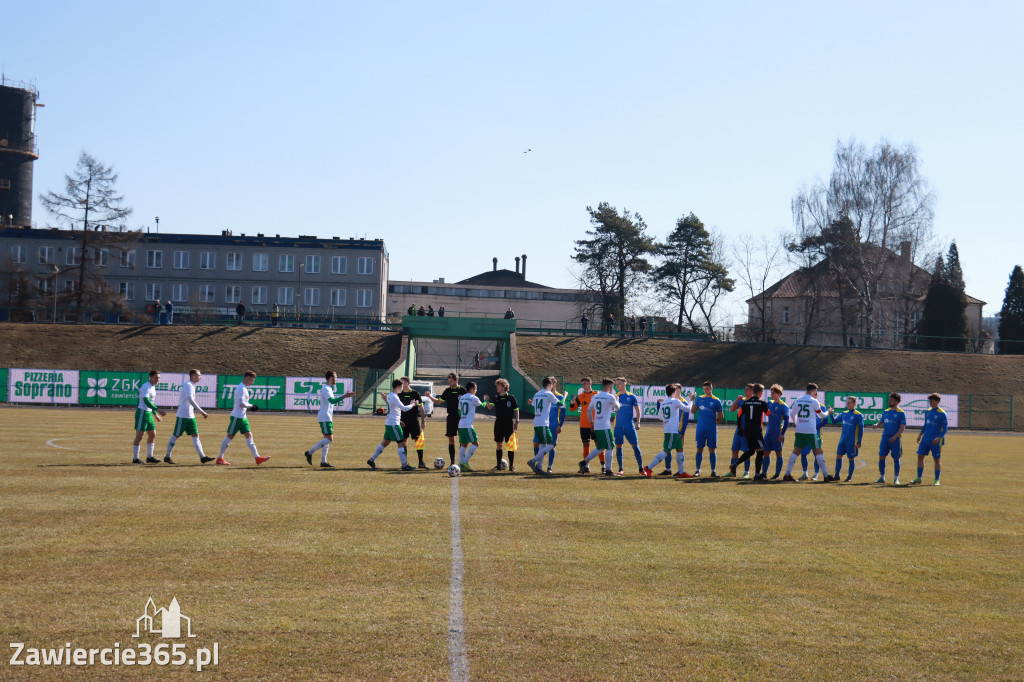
left=569, top=377, right=601, bottom=472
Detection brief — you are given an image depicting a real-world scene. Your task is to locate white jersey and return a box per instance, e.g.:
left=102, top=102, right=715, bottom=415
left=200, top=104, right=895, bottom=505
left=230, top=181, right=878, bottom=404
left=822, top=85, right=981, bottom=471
left=659, top=397, right=686, bottom=434
left=231, top=382, right=252, bottom=419
left=317, top=384, right=336, bottom=422
left=176, top=381, right=202, bottom=419
left=590, top=391, right=620, bottom=430
left=137, top=381, right=157, bottom=412
left=458, top=394, right=483, bottom=429
left=385, top=392, right=415, bottom=426
left=792, top=394, right=823, bottom=434
left=531, top=389, right=557, bottom=427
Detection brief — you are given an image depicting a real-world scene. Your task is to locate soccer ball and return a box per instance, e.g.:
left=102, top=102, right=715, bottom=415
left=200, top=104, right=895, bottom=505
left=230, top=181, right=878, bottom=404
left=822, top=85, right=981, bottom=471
left=433, top=457, right=445, bottom=469
left=499, top=459, right=509, bottom=470
left=447, top=464, right=461, bottom=477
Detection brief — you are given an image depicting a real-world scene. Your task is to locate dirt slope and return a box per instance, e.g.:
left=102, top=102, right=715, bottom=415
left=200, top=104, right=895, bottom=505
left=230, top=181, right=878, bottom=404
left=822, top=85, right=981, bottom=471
left=0, top=324, right=401, bottom=376
left=516, top=335, right=1024, bottom=396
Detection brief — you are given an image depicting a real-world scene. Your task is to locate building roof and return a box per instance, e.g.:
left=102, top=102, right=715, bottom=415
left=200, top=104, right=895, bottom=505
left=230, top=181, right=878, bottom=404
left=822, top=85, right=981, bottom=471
left=0, top=227, right=388, bottom=256
left=456, top=268, right=551, bottom=289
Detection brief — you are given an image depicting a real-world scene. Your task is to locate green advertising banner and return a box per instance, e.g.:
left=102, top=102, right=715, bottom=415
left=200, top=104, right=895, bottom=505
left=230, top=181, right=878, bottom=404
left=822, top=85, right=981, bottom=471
left=0, top=368, right=7, bottom=403
left=217, top=375, right=286, bottom=410
left=78, top=370, right=148, bottom=406
left=823, top=391, right=888, bottom=426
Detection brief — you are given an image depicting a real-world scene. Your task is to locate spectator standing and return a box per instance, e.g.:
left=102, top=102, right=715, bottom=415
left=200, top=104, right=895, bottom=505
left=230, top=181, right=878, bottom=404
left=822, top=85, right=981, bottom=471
left=639, top=316, right=647, bottom=337
left=427, top=305, right=435, bottom=317
left=580, top=313, right=589, bottom=336
left=407, top=304, right=416, bottom=315
left=606, top=313, right=614, bottom=335
left=504, top=307, right=515, bottom=320
left=166, top=300, right=174, bottom=325
left=236, top=301, right=246, bottom=325
left=152, top=299, right=162, bottom=325
left=271, top=303, right=280, bottom=327
left=438, top=306, right=446, bottom=317
left=417, top=305, right=426, bottom=316
left=630, top=316, right=637, bottom=337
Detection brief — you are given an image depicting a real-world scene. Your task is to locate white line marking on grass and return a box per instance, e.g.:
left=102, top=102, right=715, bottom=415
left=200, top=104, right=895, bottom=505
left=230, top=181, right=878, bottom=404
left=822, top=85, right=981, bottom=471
left=449, top=477, right=469, bottom=681
left=45, top=436, right=107, bottom=450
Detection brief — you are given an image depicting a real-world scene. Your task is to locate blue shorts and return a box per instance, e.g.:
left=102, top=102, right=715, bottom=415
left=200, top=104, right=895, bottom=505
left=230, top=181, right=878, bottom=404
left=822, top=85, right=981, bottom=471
left=763, top=433, right=783, bottom=452
left=731, top=430, right=747, bottom=452
left=916, top=441, right=941, bottom=458
left=836, top=440, right=859, bottom=457
left=879, top=437, right=902, bottom=458
left=614, top=423, right=638, bottom=446
left=696, top=427, right=717, bottom=449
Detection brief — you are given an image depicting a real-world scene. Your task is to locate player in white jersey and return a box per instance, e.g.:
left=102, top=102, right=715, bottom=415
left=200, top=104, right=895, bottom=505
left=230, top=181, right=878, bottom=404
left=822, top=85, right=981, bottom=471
left=643, top=384, right=692, bottom=478
left=782, top=383, right=836, bottom=482
left=456, top=382, right=483, bottom=470
left=164, top=369, right=213, bottom=464
left=217, top=370, right=270, bottom=466
left=526, top=376, right=559, bottom=475
left=367, top=379, right=419, bottom=471
left=303, top=371, right=356, bottom=467
left=132, top=370, right=167, bottom=463
left=580, top=379, right=620, bottom=475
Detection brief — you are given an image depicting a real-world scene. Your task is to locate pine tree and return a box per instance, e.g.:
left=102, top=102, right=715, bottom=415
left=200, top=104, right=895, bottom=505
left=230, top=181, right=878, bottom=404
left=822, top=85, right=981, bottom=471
left=918, top=243, right=969, bottom=351
left=998, top=265, right=1024, bottom=354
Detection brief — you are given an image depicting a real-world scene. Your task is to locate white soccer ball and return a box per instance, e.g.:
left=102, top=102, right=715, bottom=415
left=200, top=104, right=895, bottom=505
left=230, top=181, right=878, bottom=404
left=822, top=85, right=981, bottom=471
left=448, top=464, right=461, bottom=477
left=433, top=457, right=445, bottom=469
left=499, top=459, right=509, bottom=470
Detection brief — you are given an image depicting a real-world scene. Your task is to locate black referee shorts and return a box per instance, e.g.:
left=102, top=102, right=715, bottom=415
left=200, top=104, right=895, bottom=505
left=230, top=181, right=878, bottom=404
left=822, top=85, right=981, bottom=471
left=446, top=414, right=460, bottom=438
left=404, top=419, right=422, bottom=440
left=493, top=422, right=515, bottom=444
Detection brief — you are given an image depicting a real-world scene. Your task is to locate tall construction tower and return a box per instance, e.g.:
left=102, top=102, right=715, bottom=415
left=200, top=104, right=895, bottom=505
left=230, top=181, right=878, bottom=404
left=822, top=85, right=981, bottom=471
left=0, top=78, right=41, bottom=227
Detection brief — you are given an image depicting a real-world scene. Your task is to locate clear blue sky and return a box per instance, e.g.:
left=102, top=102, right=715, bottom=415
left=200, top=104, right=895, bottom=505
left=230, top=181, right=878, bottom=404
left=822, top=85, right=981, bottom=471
left=5, top=1, right=1022, bottom=322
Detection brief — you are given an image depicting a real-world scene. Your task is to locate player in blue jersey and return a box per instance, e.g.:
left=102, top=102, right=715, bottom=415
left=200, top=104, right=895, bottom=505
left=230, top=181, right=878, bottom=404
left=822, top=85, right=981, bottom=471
left=873, top=393, right=907, bottom=485
left=531, top=378, right=566, bottom=473
left=613, top=377, right=643, bottom=475
left=912, top=393, right=947, bottom=486
left=762, top=384, right=790, bottom=479
left=725, top=384, right=754, bottom=479
left=828, top=396, right=864, bottom=482
left=691, top=381, right=724, bottom=477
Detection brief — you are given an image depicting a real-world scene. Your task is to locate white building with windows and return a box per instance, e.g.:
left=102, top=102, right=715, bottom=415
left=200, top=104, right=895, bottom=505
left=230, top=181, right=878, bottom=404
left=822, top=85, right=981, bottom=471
left=0, top=227, right=389, bottom=320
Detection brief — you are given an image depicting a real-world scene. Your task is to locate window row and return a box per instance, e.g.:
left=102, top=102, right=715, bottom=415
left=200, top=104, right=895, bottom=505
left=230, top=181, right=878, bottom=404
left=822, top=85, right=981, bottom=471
left=10, top=246, right=376, bottom=276
left=117, top=283, right=375, bottom=308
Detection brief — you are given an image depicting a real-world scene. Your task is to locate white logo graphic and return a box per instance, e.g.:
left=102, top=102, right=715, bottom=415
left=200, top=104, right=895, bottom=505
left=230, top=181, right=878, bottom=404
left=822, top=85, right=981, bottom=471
left=86, top=377, right=108, bottom=398
left=134, top=597, right=196, bottom=639
left=834, top=395, right=882, bottom=410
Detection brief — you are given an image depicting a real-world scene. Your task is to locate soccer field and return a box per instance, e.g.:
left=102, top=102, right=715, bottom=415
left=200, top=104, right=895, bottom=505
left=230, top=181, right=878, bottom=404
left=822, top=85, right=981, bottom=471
left=1, top=406, right=1022, bottom=680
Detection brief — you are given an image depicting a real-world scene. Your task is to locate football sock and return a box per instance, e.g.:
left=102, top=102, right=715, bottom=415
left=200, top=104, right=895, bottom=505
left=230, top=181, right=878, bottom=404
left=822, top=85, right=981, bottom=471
left=166, top=436, right=177, bottom=457
left=458, top=446, right=467, bottom=463
left=631, top=445, right=642, bottom=469
left=695, top=451, right=703, bottom=471
left=310, top=438, right=328, bottom=453
left=321, top=444, right=330, bottom=465
left=583, top=443, right=590, bottom=460
left=192, top=437, right=206, bottom=459
left=465, top=444, right=478, bottom=462
left=893, top=456, right=901, bottom=478
left=878, top=459, right=886, bottom=476
left=917, top=466, right=924, bottom=478
left=675, top=450, right=685, bottom=473
left=496, top=449, right=503, bottom=467
left=709, top=452, right=717, bottom=472
left=814, top=454, right=829, bottom=477
left=146, top=443, right=155, bottom=460
left=548, top=447, right=556, bottom=467
left=742, top=458, right=750, bottom=474
left=760, top=455, right=769, bottom=476
left=800, top=453, right=809, bottom=473
left=132, top=445, right=140, bottom=460
left=370, top=444, right=384, bottom=462
left=847, top=459, right=855, bottom=478
left=836, top=457, right=843, bottom=477
left=616, top=446, right=624, bottom=468
left=598, top=452, right=605, bottom=465
left=219, top=437, right=231, bottom=456
left=774, top=455, right=783, bottom=477
left=246, top=438, right=260, bottom=459
left=533, top=444, right=553, bottom=464
left=648, top=451, right=667, bottom=469
left=398, top=446, right=408, bottom=467
left=730, top=456, right=738, bottom=468
left=785, top=453, right=798, bottom=476
left=934, top=468, right=941, bottom=481
left=754, top=452, right=763, bottom=473
left=814, top=458, right=820, bottom=476
left=417, top=449, right=424, bottom=465
left=448, top=443, right=456, bottom=465
left=584, top=449, right=603, bottom=464
left=508, top=450, right=515, bottom=468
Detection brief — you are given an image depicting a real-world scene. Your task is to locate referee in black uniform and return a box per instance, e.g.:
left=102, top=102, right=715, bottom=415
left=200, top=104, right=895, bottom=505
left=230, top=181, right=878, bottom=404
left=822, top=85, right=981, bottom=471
left=425, top=372, right=466, bottom=466
left=397, top=377, right=427, bottom=469
left=486, top=378, right=519, bottom=471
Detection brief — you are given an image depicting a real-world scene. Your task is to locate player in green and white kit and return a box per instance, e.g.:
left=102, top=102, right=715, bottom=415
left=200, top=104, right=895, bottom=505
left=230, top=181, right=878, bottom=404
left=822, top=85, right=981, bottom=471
left=217, top=370, right=270, bottom=466
left=132, top=370, right=167, bottom=464
left=303, top=370, right=356, bottom=468
left=526, top=377, right=559, bottom=475
left=581, top=379, right=620, bottom=476
left=164, top=369, right=214, bottom=464
left=367, top=379, right=419, bottom=471
left=456, top=382, right=483, bottom=471
left=782, top=383, right=836, bottom=482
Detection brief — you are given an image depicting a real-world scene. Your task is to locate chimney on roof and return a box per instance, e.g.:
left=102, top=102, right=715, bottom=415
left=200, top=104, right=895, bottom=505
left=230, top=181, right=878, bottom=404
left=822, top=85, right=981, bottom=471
left=515, top=256, right=520, bottom=273
left=900, top=240, right=912, bottom=264
left=521, top=254, right=527, bottom=280
left=493, top=257, right=498, bottom=272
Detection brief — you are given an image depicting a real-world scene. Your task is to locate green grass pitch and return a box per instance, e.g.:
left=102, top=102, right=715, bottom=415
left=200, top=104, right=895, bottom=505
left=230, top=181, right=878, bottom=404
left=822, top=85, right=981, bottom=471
left=1, top=406, right=1022, bottom=680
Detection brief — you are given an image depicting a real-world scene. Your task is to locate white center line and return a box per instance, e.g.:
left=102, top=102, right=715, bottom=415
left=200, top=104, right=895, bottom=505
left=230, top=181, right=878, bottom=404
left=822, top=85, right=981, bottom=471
left=449, top=476, right=469, bottom=681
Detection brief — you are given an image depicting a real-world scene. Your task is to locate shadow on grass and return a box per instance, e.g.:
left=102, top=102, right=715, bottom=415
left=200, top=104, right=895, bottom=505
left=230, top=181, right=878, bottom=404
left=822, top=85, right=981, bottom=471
left=233, top=328, right=263, bottom=341
left=195, top=327, right=229, bottom=340
left=116, top=326, right=157, bottom=340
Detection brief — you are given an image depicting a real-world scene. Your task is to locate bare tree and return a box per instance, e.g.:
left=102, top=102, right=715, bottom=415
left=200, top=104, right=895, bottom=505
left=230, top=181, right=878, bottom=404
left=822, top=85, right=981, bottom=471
left=733, top=234, right=787, bottom=342
left=39, top=152, right=139, bottom=321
